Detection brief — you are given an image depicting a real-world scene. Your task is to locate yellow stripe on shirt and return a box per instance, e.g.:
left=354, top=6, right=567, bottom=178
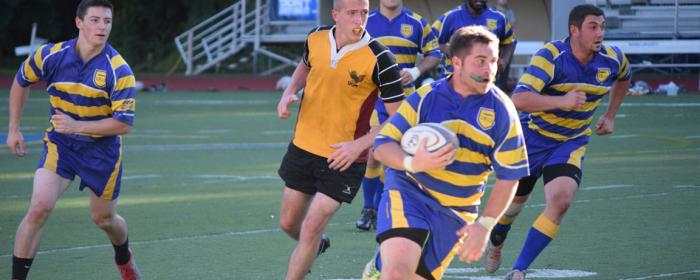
left=50, top=96, right=112, bottom=117
left=443, top=121, right=495, bottom=148
left=519, top=73, right=547, bottom=93
left=533, top=112, right=594, bottom=130
left=22, top=57, right=39, bottom=83
left=530, top=55, right=554, bottom=79
left=425, top=169, right=490, bottom=188
left=114, top=75, right=136, bottom=91
left=550, top=83, right=609, bottom=96
left=376, top=37, right=418, bottom=48
left=110, top=55, right=127, bottom=70
left=51, top=82, right=109, bottom=99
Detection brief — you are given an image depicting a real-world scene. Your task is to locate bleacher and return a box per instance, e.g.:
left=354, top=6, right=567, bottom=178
left=588, top=0, right=700, bottom=39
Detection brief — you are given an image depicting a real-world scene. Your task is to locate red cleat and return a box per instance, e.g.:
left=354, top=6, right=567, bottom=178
left=116, top=250, right=142, bottom=280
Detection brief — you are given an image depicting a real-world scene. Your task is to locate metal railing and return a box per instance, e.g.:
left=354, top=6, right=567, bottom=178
left=175, top=0, right=271, bottom=75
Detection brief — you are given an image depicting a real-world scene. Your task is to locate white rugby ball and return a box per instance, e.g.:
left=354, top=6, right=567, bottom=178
left=400, top=123, right=459, bottom=155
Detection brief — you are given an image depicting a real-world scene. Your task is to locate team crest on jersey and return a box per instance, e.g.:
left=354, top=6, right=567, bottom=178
left=348, top=70, right=365, bottom=87
left=401, top=24, right=413, bottom=38
left=487, top=19, right=498, bottom=31
left=93, top=69, right=107, bottom=88
left=596, top=68, right=611, bottom=84
left=477, top=107, right=495, bottom=130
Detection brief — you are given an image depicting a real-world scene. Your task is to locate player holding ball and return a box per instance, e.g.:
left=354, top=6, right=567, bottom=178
left=362, top=25, right=530, bottom=280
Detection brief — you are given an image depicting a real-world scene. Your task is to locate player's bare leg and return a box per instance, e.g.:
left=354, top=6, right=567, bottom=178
left=279, top=187, right=313, bottom=240
left=284, top=192, right=340, bottom=280
left=542, top=177, right=577, bottom=224
left=14, top=169, right=71, bottom=257
left=378, top=237, right=424, bottom=280
left=90, top=189, right=140, bottom=280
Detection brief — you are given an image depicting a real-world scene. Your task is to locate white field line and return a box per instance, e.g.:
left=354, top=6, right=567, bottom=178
left=609, top=134, right=638, bottom=139
left=154, top=100, right=270, bottom=105
left=193, top=175, right=278, bottom=184
left=617, top=102, right=700, bottom=107
left=0, top=191, right=677, bottom=258
left=122, top=174, right=161, bottom=180
left=581, top=184, right=636, bottom=191
left=619, top=269, right=700, bottom=280
left=442, top=268, right=596, bottom=279
left=685, top=135, right=700, bottom=139
left=525, top=192, right=669, bottom=208
left=674, top=185, right=700, bottom=189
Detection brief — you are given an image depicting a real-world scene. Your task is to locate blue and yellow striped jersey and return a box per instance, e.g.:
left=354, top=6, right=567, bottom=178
left=513, top=37, right=631, bottom=141
left=366, top=7, right=441, bottom=93
left=432, top=4, right=516, bottom=76
left=16, top=38, right=136, bottom=142
left=374, top=78, right=529, bottom=213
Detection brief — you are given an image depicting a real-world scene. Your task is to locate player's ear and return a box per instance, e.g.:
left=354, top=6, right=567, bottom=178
left=569, top=24, right=578, bottom=37
left=75, top=16, right=82, bottom=29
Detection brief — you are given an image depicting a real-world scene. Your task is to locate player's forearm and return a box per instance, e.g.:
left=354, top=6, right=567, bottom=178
left=283, top=61, right=310, bottom=96
left=512, top=91, right=566, bottom=112
left=417, top=56, right=440, bottom=75
left=480, top=179, right=518, bottom=219
left=603, top=80, right=629, bottom=119
left=74, top=118, right=132, bottom=136
left=374, top=142, right=408, bottom=171
left=499, top=43, right=515, bottom=64
left=9, top=77, right=30, bottom=132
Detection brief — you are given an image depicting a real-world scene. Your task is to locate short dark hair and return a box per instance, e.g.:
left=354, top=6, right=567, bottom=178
left=76, top=0, right=114, bottom=20
left=568, top=4, right=604, bottom=35
left=448, top=25, right=499, bottom=60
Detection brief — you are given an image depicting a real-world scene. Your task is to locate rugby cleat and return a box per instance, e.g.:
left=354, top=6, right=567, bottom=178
left=116, top=250, right=142, bottom=280
left=317, top=234, right=331, bottom=256
left=361, top=257, right=380, bottom=280
left=355, top=208, right=377, bottom=231
left=484, top=240, right=503, bottom=273
left=504, top=269, right=526, bottom=280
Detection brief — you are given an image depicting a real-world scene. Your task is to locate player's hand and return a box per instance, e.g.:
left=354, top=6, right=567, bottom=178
left=328, top=140, right=365, bottom=171
left=6, top=130, right=26, bottom=157
left=399, top=70, right=414, bottom=86
left=595, top=115, right=615, bottom=135
left=277, top=93, right=299, bottom=119
left=411, top=139, right=456, bottom=172
left=51, top=111, right=81, bottom=134
left=559, top=89, right=587, bottom=110
left=455, top=222, right=490, bottom=264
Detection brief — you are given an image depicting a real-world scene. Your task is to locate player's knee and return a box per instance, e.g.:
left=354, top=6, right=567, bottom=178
left=299, top=217, right=326, bottom=241
left=91, top=213, right=116, bottom=231
left=381, top=264, right=413, bottom=280
left=279, top=218, right=299, bottom=237
left=549, top=191, right=574, bottom=212
left=26, top=202, right=53, bottom=224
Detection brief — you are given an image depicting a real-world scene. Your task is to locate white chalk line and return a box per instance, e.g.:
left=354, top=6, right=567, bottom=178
left=619, top=269, right=700, bottom=280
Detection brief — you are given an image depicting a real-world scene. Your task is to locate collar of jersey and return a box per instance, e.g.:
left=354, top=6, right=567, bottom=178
left=328, top=26, right=371, bottom=68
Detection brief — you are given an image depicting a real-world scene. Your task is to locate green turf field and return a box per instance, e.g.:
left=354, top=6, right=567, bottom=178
left=1, top=90, right=699, bottom=279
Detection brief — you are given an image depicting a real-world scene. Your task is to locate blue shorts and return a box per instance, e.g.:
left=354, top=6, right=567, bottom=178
left=375, top=185, right=477, bottom=279
left=523, top=127, right=588, bottom=178
left=37, top=132, right=124, bottom=200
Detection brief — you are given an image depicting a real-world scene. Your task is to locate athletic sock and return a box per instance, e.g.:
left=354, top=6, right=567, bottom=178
left=113, top=238, right=131, bottom=265
left=12, top=255, right=33, bottom=280
left=361, top=164, right=383, bottom=209
left=513, top=213, right=560, bottom=270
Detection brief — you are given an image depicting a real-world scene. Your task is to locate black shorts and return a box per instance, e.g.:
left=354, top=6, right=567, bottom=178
left=278, top=143, right=366, bottom=204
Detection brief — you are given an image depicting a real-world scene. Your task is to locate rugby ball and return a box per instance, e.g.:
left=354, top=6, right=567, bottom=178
left=400, top=123, right=459, bottom=155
